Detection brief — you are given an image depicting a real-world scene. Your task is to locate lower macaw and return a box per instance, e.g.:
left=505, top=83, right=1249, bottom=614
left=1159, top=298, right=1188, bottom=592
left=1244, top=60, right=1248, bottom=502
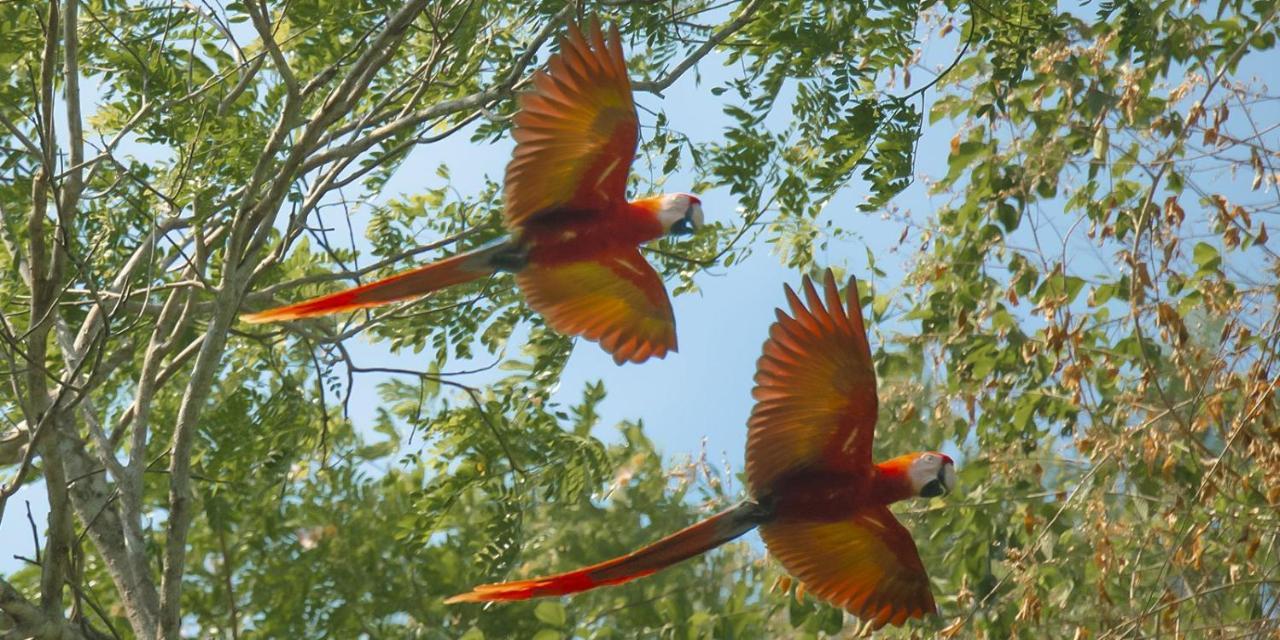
left=446, top=270, right=957, bottom=628
left=241, top=19, right=704, bottom=365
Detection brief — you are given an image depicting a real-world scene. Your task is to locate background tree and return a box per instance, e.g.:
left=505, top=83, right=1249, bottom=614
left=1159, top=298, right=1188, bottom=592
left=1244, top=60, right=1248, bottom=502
left=894, top=1, right=1280, bottom=637
left=1, top=1, right=1278, bottom=639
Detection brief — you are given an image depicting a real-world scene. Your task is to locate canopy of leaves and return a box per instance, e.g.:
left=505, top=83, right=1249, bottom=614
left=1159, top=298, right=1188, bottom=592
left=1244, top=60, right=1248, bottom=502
left=0, top=0, right=1277, bottom=639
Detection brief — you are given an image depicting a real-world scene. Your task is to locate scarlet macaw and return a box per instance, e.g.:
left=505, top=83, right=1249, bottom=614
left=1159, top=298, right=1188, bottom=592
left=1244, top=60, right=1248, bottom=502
left=242, top=19, right=704, bottom=365
left=446, top=270, right=957, bottom=628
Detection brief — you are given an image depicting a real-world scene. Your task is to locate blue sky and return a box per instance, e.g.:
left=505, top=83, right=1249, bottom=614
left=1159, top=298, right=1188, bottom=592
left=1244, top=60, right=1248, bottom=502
left=0, top=14, right=963, bottom=574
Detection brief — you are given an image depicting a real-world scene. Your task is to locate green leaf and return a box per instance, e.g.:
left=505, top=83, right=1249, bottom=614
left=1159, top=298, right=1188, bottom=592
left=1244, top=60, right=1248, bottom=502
left=1192, top=242, right=1221, bottom=272
left=534, top=601, right=566, bottom=628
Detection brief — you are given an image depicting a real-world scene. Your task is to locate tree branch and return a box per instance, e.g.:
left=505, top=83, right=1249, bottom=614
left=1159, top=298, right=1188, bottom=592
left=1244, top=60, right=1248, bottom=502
left=1, top=574, right=94, bottom=640
left=60, top=430, right=160, bottom=638
left=299, top=4, right=571, bottom=174
left=244, top=1, right=299, bottom=99
left=159, top=3, right=435, bottom=636
left=631, top=0, right=765, bottom=95
left=61, top=0, right=85, bottom=211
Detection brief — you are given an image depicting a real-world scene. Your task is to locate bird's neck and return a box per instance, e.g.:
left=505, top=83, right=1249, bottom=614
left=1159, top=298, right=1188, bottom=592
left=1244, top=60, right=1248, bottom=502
left=626, top=195, right=670, bottom=241
left=870, top=457, right=917, bottom=505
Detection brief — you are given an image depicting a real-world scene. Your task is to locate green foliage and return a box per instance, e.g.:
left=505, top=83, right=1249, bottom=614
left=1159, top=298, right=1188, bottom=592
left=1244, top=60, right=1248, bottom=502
left=873, top=0, right=1280, bottom=636
left=3, top=0, right=1279, bottom=639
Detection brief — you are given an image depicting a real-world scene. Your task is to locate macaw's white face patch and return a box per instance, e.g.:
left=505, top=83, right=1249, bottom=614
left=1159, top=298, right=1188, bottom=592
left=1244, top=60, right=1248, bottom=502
left=657, top=193, right=703, bottom=235
left=909, top=452, right=956, bottom=498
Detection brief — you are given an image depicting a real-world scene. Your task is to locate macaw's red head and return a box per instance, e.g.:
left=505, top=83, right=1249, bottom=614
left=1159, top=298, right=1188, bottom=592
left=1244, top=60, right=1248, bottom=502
left=906, top=452, right=957, bottom=498
left=655, top=193, right=704, bottom=236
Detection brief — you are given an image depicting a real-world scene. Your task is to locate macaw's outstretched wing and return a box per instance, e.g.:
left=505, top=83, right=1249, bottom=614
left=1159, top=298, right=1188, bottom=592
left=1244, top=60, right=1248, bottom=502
left=516, top=249, right=675, bottom=364
left=744, top=270, right=878, bottom=493
left=504, top=19, right=638, bottom=229
left=760, top=505, right=935, bottom=628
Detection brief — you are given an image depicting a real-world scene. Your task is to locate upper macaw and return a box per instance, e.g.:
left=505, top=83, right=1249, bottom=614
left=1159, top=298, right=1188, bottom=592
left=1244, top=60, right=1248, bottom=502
left=241, top=19, right=704, bottom=365
left=446, top=270, right=957, bottom=628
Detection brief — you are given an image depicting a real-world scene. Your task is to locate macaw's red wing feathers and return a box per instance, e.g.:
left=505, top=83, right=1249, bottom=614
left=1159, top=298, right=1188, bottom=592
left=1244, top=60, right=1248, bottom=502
left=744, top=270, right=878, bottom=492
left=240, top=245, right=501, bottom=324
left=516, top=250, right=676, bottom=364
left=504, top=19, right=638, bottom=229
left=446, top=502, right=762, bottom=603
left=761, top=505, right=935, bottom=628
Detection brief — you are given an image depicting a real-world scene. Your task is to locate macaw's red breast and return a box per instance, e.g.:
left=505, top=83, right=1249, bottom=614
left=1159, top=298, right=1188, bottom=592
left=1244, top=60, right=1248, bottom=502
left=511, top=201, right=673, bottom=366
left=518, top=201, right=665, bottom=266
left=761, top=460, right=918, bottom=523
left=762, top=469, right=876, bottom=522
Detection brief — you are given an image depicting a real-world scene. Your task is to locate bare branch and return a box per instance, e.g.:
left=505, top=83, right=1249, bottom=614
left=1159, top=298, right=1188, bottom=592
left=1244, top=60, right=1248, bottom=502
left=300, top=4, right=571, bottom=173
left=38, top=433, right=73, bottom=624
left=60, top=431, right=161, bottom=638
left=111, top=334, right=205, bottom=445
left=244, top=1, right=299, bottom=99
left=631, top=0, right=765, bottom=95
left=0, top=110, right=39, bottom=156
left=156, top=291, right=240, bottom=638
left=1, top=573, right=106, bottom=640
left=61, top=0, right=85, bottom=210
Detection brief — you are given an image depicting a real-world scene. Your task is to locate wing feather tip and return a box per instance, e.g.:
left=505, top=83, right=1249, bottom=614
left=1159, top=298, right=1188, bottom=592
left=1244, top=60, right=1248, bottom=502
left=781, top=283, right=806, bottom=319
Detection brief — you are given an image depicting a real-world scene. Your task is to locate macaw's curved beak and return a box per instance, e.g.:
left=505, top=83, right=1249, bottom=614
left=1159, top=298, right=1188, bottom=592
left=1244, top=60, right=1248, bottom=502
left=921, top=462, right=957, bottom=498
left=669, top=202, right=703, bottom=236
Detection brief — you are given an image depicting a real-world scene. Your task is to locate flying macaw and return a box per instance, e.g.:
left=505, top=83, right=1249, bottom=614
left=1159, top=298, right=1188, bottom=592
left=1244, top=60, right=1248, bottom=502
left=241, top=19, right=704, bottom=365
left=446, top=270, right=957, bottom=628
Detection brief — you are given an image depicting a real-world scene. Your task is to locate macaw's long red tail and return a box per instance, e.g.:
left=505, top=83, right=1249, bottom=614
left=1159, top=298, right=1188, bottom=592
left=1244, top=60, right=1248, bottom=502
left=446, top=501, right=769, bottom=604
left=241, top=243, right=514, bottom=324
